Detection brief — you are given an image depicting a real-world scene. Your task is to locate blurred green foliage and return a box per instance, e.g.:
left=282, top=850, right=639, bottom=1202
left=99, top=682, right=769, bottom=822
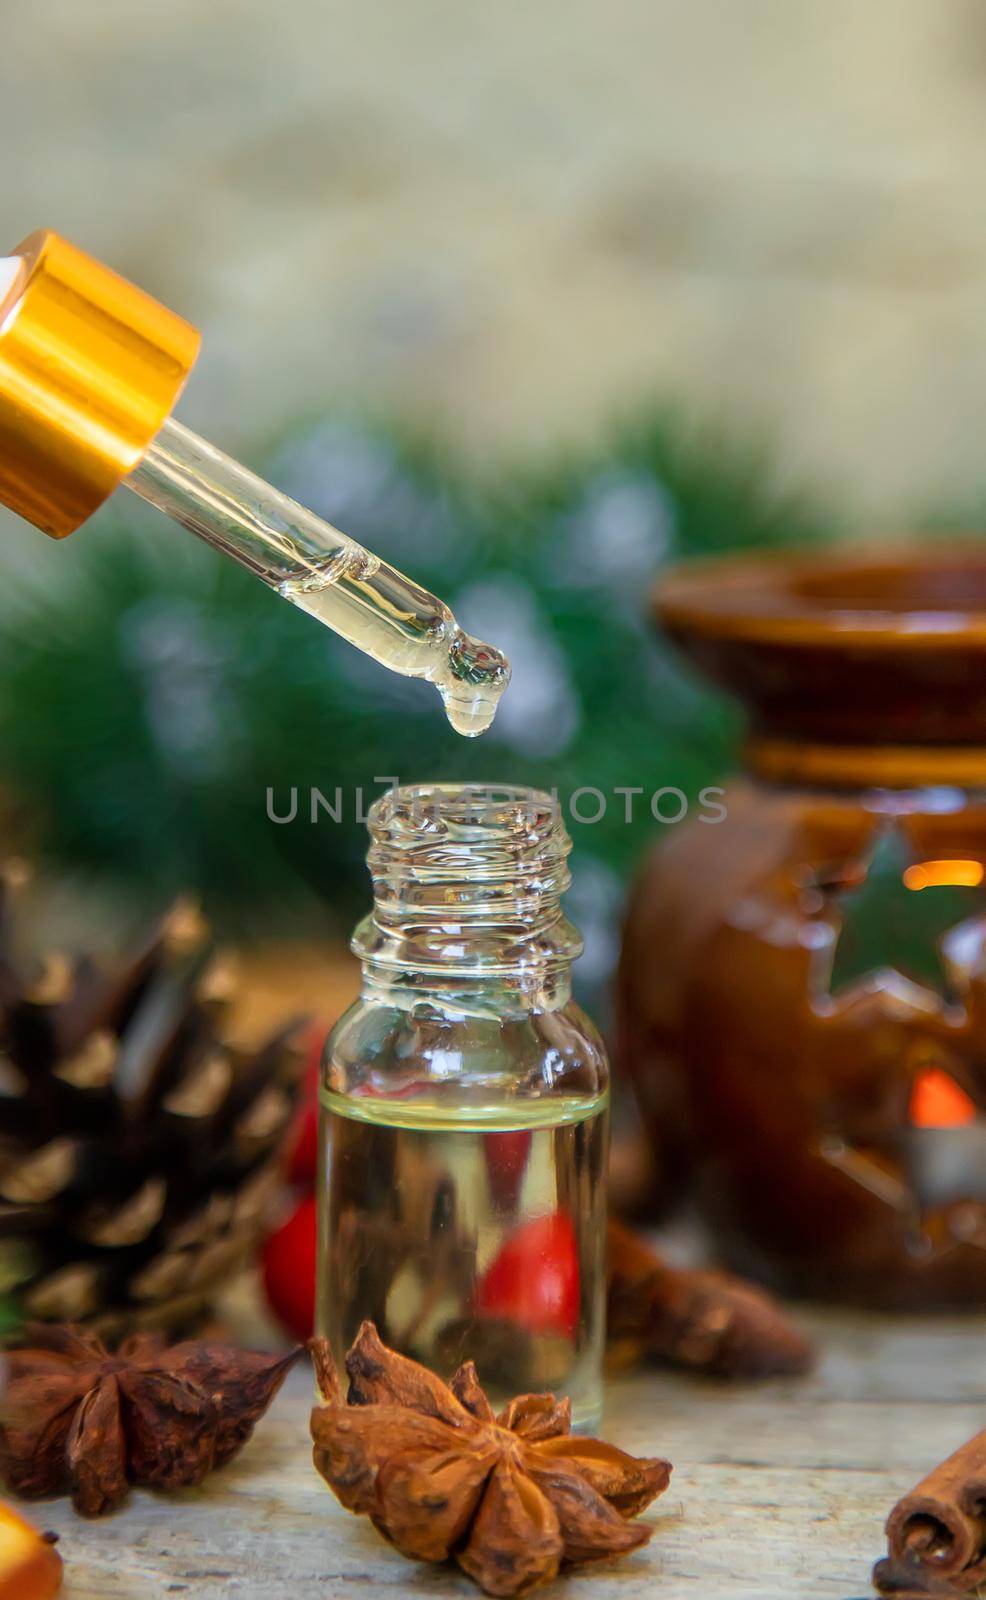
left=0, top=409, right=835, bottom=971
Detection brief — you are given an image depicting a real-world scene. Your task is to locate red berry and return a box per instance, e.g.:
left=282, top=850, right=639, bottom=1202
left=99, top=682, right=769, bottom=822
left=475, top=1212, right=580, bottom=1339
left=262, top=1193, right=317, bottom=1341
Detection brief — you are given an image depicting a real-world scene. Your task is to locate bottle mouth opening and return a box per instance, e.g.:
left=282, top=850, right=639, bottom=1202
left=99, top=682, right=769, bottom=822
left=358, top=783, right=580, bottom=975
left=366, top=783, right=571, bottom=888
left=367, top=783, right=564, bottom=840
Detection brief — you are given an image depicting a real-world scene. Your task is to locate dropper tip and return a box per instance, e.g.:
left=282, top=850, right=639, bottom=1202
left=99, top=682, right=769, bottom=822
left=440, top=630, right=511, bottom=737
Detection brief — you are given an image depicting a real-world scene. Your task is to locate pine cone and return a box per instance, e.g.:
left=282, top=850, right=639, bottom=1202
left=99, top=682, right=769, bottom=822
left=0, top=882, right=307, bottom=1338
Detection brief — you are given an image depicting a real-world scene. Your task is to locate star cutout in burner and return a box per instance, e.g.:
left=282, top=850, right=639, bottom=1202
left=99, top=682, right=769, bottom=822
left=818, top=827, right=984, bottom=1001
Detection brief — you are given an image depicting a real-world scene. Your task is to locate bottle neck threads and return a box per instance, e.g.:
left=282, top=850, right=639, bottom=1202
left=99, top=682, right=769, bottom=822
left=353, top=784, right=582, bottom=1005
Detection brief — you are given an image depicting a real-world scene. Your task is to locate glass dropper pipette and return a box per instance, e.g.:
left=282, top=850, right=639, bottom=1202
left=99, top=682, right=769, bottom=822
left=126, top=417, right=509, bottom=736
left=0, top=231, right=510, bottom=737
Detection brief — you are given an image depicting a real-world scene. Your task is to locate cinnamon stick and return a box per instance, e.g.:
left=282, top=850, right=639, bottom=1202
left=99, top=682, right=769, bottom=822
left=877, top=1430, right=986, bottom=1594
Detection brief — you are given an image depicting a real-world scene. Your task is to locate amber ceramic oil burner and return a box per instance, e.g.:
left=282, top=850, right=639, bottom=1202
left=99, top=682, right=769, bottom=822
left=618, top=545, right=986, bottom=1307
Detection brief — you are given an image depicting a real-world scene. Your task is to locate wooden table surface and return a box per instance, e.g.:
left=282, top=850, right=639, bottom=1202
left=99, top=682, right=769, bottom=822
left=36, top=1306, right=986, bottom=1600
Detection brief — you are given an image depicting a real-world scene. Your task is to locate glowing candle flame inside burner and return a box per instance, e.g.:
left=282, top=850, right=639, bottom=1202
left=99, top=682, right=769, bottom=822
left=909, top=1068, right=978, bottom=1129
left=903, top=859, right=984, bottom=892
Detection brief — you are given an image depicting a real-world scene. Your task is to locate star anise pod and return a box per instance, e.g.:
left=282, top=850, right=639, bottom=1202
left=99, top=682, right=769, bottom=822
left=0, top=1323, right=303, bottom=1516
left=310, top=1321, right=671, bottom=1597
left=607, top=1220, right=814, bottom=1379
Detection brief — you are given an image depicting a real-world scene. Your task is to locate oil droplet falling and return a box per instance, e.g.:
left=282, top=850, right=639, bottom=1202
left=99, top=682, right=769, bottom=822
left=437, top=628, right=511, bottom=737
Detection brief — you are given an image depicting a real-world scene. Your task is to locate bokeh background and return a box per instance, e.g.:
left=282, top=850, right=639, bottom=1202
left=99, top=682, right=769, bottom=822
left=3, top=0, right=986, bottom=1006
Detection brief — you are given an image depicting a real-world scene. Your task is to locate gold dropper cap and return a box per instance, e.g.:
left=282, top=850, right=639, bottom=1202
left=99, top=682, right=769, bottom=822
left=0, top=230, right=200, bottom=538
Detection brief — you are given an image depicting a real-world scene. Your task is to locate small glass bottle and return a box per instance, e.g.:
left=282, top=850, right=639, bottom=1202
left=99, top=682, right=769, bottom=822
left=317, top=783, right=609, bottom=1429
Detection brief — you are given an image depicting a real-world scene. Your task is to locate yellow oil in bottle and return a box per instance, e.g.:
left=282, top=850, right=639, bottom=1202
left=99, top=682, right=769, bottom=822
left=317, top=1089, right=608, bottom=1429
